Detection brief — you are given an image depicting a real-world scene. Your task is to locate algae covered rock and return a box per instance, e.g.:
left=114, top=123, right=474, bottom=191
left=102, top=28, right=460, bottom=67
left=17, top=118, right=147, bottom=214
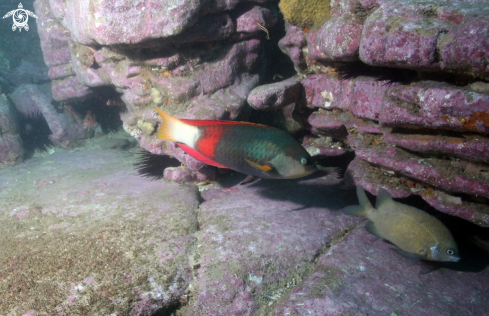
left=0, top=95, right=23, bottom=167
left=279, top=0, right=331, bottom=30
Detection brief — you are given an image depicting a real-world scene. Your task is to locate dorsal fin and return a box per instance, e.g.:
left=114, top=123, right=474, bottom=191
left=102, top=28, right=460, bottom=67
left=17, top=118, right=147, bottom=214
left=180, top=119, right=268, bottom=127
left=342, top=186, right=372, bottom=217
left=376, top=187, right=394, bottom=209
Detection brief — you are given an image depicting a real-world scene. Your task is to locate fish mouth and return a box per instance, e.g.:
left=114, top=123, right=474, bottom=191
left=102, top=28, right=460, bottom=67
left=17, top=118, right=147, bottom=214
left=451, top=256, right=461, bottom=262
left=284, top=167, right=318, bottom=179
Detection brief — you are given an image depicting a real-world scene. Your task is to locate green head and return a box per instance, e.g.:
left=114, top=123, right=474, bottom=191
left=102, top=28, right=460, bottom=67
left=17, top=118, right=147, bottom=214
left=271, top=146, right=317, bottom=179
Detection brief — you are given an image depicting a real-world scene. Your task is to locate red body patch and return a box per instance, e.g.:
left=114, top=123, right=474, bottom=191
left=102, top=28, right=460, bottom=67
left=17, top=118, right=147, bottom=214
left=177, top=144, right=228, bottom=168
left=177, top=120, right=268, bottom=168
left=194, top=125, right=225, bottom=159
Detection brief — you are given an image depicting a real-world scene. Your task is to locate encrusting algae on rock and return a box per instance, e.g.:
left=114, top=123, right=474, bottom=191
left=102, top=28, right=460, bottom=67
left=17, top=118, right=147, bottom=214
left=279, top=0, right=331, bottom=31
left=343, top=186, right=460, bottom=263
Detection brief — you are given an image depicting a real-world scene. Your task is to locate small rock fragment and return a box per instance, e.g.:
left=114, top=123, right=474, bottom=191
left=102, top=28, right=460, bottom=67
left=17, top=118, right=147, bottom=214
left=247, top=77, right=301, bottom=111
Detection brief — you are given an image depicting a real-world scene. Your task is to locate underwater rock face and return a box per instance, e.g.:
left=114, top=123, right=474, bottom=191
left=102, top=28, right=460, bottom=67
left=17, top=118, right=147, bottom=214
left=276, top=0, right=489, bottom=227
left=279, top=0, right=489, bottom=76
left=360, top=0, right=489, bottom=75
left=0, top=60, right=49, bottom=87
left=0, top=95, right=23, bottom=167
left=247, top=76, right=301, bottom=111
left=9, top=84, right=86, bottom=147
left=301, top=73, right=489, bottom=227
left=34, top=0, right=276, bottom=180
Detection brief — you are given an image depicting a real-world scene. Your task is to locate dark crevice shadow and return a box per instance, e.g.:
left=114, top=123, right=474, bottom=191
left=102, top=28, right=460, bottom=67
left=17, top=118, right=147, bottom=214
left=151, top=302, right=181, bottom=316
left=218, top=170, right=358, bottom=211
left=214, top=151, right=357, bottom=210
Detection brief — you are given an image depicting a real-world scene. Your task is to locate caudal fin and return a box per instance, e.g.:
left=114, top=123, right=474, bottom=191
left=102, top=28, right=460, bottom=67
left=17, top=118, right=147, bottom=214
left=357, top=186, right=373, bottom=210
left=155, top=108, right=182, bottom=141
left=342, top=186, right=373, bottom=217
left=155, top=108, right=198, bottom=146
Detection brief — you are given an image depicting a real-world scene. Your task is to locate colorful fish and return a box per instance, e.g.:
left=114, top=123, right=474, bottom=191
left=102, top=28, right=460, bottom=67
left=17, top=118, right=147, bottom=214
left=343, top=186, right=460, bottom=263
left=155, top=108, right=317, bottom=181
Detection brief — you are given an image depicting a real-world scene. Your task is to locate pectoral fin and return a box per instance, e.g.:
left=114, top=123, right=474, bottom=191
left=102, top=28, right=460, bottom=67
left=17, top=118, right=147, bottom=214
left=222, top=175, right=261, bottom=193
left=394, top=248, right=424, bottom=265
left=365, top=221, right=386, bottom=239
left=245, top=159, right=273, bottom=172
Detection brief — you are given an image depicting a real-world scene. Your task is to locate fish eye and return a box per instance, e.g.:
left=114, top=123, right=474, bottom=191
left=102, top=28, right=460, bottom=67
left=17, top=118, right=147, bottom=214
left=447, top=249, right=454, bottom=255
left=300, top=157, right=308, bottom=165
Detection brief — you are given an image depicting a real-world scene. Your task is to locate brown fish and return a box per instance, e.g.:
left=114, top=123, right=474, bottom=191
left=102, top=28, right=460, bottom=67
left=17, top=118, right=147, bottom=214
left=343, top=186, right=460, bottom=262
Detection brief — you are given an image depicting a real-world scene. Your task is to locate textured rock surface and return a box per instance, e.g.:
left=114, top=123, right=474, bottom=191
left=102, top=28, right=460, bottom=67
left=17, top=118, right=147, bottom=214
left=0, top=59, right=49, bottom=86
left=300, top=73, right=489, bottom=227
left=273, top=224, right=489, bottom=316
left=33, top=0, right=277, bottom=174
left=187, top=175, right=361, bottom=315
left=2, top=151, right=488, bottom=315
left=247, top=76, right=301, bottom=111
left=278, top=0, right=489, bottom=77
left=0, top=148, right=200, bottom=315
left=276, top=0, right=489, bottom=227
left=360, top=0, right=489, bottom=75
left=0, top=95, right=23, bottom=166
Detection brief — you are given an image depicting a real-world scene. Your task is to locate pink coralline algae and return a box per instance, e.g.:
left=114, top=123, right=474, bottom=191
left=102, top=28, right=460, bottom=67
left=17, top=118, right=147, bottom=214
left=273, top=0, right=489, bottom=228
left=33, top=0, right=276, bottom=180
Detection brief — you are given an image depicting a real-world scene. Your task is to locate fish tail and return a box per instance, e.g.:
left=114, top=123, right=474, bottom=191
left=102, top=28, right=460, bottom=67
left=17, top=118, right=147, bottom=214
left=155, top=108, right=198, bottom=146
left=342, top=205, right=366, bottom=216
left=356, top=186, right=374, bottom=211
left=342, top=186, right=373, bottom=217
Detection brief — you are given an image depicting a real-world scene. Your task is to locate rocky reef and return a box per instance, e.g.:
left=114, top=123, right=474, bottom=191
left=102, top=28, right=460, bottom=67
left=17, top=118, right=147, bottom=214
left=0, top=0, right=488, bottom=314
left=24, top=0, right=489, bottom=227
left=0, top=94, right=23, bottom=166
left=274, top=0, right=489, bottom=228
left=31, top=0, right=277, bottom=181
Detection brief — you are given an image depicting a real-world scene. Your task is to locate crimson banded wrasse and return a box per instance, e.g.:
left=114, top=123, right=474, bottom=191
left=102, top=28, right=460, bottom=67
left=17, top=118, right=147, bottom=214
left=155, top=108, right=317, bottom=180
